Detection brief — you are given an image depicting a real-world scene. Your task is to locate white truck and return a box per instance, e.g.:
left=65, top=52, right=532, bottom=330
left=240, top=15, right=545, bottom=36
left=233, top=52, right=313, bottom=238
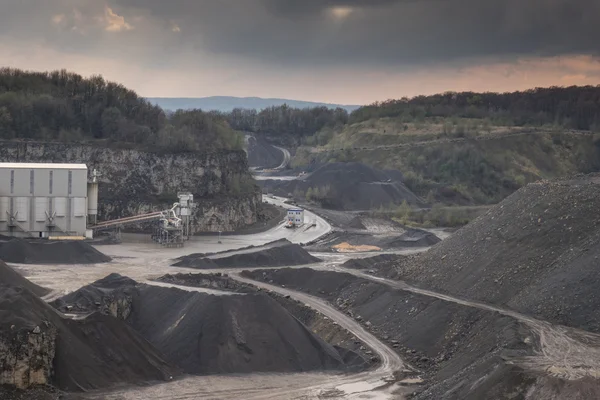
left=285, top=208, right=304, bottom=228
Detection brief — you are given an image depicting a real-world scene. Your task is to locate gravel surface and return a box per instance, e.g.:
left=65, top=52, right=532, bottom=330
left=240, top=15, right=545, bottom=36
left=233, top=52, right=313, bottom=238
left=173, top=238, right=321, bottom=268
left=242, top=267, right=538, bottom=399
left=370, top=175, right=600, bottom=333
left=259, top=162, right=424, bottom=210
left=305, top=230, right=440, bottom=253
left=0, top=283, right=178, bottom=392
left=0, top=260, right=49, bottom=297
left=246, top=136, right=285, bottom=169
left=0, top=238, right=111, bottom=264
left=51, top=274, right=355, bottom=375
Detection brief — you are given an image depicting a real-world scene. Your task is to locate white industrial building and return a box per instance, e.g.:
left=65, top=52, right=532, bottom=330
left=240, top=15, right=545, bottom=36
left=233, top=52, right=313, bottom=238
left=0, top=163, right=96, bottom=238
left=287, top=208, right=304, bottom=227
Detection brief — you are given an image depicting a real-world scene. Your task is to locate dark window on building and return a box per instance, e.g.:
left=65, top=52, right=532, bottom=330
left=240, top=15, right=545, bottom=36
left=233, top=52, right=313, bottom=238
left=49, top=171, right=53, bottom=194
left=30, top=170, right=34, bottom=194
left=10, top=170, right=14, bottom=194
left=68, top=171, right=72, bottom=195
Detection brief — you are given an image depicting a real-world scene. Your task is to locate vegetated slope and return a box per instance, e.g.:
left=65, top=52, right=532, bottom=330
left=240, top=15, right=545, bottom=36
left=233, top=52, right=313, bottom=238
left=261, top=162, right=424, bottom=210
left=0, top=284, right=178, bottom=392
left=0, top=238, right=111, bottom=264
left=0, top=68, right=243, bottom=152
left=378, top=174, right=600, bottom=333
left=173, top=239, right=321, bottom=268
left=350, top=86, right=600, bottom=130
left=52, top=274, right=349, bottom=374
left=294, top=125, right=600, bottom=205
left=0, top=260, right=49, bottom=297
left=242, top=268, right=559, bottom=400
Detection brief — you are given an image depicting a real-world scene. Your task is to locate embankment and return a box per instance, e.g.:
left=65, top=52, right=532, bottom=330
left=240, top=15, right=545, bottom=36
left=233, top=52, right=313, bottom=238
left=242, top=267, right=600, bottom=399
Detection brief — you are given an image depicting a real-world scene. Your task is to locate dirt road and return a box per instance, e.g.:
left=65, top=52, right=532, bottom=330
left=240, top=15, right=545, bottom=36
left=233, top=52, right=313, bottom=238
left=273, top=145, right=291, bottom=170
left=73, top=264, right=414, bottom=400
left=336, top=267, right=600, bottom=381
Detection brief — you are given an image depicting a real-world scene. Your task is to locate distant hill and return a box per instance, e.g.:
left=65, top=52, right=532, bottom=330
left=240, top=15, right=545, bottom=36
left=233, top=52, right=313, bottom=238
left=147, top=96, right=361, bottom=113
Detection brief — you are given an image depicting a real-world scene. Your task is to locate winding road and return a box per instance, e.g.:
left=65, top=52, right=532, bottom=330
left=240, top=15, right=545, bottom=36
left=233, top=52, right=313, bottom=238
left=18, top=193, right=600, bottom=399
left=333, top=268, right=600, bottom=381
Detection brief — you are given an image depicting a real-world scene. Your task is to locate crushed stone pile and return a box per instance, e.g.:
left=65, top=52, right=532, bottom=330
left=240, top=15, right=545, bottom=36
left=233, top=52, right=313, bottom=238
left=246, top=136, right=284, bottom=169
left=305, top=229, right=440, bottom=252
left=52, top=274, right=352, bottom=375
left=0, top=260, right=49, bottom=297
left=0, top=283, right=178, bottom=393
left=173, top=238, right=321, bottom=269
left=374, top=175, right=600, bottom=333
left=155, top=273, right=257, bottom=293
left=261, top=162, right=424, bottom=210
left=0, top=238, right=111, bottom=264
left=341, top=254, right=402, bottom=271
left=154, top=272, right=372, bottom=372
left=242, top=267, right=600, bottom=399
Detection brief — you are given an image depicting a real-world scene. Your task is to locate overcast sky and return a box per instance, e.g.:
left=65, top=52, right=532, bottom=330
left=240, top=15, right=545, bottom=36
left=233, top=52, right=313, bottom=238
left=1, top=0, right=599, bottom=104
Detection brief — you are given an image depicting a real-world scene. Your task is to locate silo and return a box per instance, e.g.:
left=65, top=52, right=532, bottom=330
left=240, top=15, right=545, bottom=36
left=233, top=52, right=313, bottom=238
left=87, top=169, right=100, bottom=225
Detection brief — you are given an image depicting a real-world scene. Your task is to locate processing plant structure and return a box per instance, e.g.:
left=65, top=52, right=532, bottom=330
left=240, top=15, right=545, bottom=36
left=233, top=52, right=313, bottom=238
left=0, top=162, right=196, bottom=246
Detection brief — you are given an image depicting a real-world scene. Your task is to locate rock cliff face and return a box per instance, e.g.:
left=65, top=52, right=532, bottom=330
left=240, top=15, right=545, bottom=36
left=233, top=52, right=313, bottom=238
left=0, top=140, right=260, bottom=232
left=0, top=328, right=57, bottom=389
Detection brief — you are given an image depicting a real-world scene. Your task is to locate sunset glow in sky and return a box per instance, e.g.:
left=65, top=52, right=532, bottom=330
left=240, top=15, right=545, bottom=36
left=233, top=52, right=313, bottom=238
left=1, top=0, right=599, bottom=104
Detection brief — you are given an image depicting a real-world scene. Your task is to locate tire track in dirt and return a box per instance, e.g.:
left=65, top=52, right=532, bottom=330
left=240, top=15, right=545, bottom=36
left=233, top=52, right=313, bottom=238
left=335, top=267, right=600, bottom=381
left=232, top=273, right=414, bottom=399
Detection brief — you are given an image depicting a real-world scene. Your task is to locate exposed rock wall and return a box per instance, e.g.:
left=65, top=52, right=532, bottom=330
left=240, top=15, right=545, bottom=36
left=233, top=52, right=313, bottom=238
left=0, top=140, right=260, bottom=232
left=0, top=328, right=57, bottom=389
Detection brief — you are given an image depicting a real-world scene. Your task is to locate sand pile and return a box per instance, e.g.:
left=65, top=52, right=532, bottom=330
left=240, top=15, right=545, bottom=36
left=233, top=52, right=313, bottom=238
left=374, top=175, right=600, bottom=333
left=0, top=238, right=111, bottom=264
left=332, top=242, right=382, bottom=253
left=173, top=239, right=320, bottom=269
left=261, top=162, right=424, bottom=210
left=306, top=229, right=440, bottom=252
left=52, top=274, right=353, bottom=375
left=0, top=283, right=178, bottom=393
left=0, top=260, right=49, bottom=297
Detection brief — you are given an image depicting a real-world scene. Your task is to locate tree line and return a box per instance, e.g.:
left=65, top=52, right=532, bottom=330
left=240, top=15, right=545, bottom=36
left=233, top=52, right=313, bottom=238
left=223, top=105, right=349, bottom=142
left=350, top=86, right=600, bottom=131
left=0, top=68, right=243, bottom=152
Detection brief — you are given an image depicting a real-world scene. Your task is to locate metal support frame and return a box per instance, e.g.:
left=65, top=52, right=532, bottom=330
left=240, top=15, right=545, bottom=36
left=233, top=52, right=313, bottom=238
left=151, top=222, right=184, bottom=248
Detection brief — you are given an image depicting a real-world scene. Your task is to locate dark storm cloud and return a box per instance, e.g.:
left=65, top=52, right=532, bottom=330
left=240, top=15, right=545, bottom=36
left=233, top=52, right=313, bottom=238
left=1, top=0, right=599, bottom=68
left=111, top=0, right=600, bottom=66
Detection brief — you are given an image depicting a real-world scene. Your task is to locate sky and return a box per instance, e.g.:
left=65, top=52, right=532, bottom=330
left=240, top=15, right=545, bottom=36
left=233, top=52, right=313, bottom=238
left=1, top=0, right=599, bottom=104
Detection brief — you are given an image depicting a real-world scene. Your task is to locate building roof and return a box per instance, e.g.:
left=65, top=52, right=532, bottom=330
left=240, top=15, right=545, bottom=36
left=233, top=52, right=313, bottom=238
left=288, top=209, right=304, bottom=212
left=0, top=163, right=87, bottom=170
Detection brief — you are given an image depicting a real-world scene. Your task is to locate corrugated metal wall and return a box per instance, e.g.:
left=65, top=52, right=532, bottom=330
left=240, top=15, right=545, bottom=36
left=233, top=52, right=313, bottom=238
left=0, top=167, right=88, bottom=237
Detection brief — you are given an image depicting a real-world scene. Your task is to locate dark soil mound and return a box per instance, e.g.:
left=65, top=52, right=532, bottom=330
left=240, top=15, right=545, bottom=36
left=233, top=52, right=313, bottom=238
left=0, top=284, right=178, bottom=392
left=174, top=239, right=320, bottom=269
left=242, top=268, right=538, bottom=399
left=305, top=229, right=440, bottom=252
left=341, top=254, right=402, bottom=270
left=130, top=288, right=344, bottom=374
left=0, top=260, right=49, bottom=297
left=155, top=273, right=257, bottom=293
left=376, top=175, right=600, bottom=333
left=51, top=273, right=137, bottom=314
left=263, top=162, right=424, bottom=210
left=52, top=275, right=351, bottom=375
left=247, top=136, right=284, bottom=169
left=0, top=238, right=111, bottom=264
